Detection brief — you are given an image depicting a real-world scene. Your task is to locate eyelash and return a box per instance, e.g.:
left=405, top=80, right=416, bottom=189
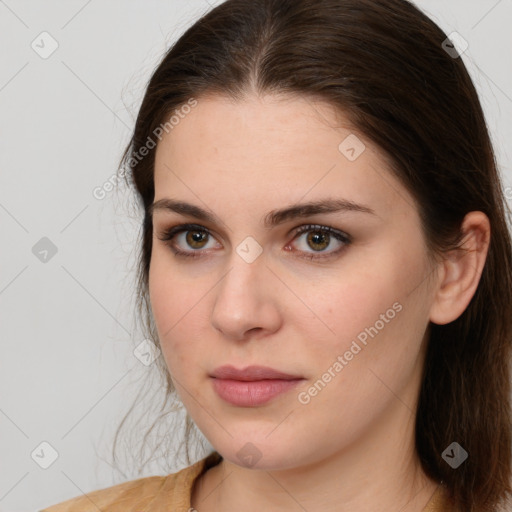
left=155, top=223, right=352, bottom=261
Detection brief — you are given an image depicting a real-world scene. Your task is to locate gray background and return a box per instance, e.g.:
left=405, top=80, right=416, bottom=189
left=0, top=1, right=511, bottom=510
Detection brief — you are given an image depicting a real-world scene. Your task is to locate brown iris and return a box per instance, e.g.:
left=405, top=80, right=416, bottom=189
left=186, top=230, right=209, bottom=249
left=306, top=230, right=330, bottom=251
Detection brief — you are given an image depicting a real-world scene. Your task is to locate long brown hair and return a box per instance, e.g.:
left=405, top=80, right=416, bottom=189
left=114, top=0, right=512, bottom=509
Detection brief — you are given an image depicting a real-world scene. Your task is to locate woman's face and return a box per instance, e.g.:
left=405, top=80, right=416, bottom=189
left=149, top=93, right=437, bottom=470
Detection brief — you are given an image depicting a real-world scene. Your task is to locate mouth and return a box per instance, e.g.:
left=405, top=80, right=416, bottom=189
left=210, top=365, right=305, bottom=407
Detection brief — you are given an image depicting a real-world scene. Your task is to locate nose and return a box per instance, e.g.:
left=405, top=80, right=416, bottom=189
left=210, top=251, right=282, bottom=341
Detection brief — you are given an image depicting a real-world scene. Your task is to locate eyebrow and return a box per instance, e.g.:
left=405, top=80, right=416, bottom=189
left=149, top=197, right=376, bottom=228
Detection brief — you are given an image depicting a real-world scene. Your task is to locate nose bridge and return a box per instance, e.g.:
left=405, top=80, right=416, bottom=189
left=216, top=243, right=265, bottom=309
left=218, top=233, right=266, bottom=296
left=211, top=242, right=280, bottom=338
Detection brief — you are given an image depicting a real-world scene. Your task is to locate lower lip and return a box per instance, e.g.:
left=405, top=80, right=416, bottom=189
left=211, top=378, right=304, bottom=407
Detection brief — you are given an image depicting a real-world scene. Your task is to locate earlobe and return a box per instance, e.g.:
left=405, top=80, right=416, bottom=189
left=429, top=211, right=491, bottom=325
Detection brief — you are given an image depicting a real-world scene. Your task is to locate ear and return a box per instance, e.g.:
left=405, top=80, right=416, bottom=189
left=429, top=211, right=491, bottom=325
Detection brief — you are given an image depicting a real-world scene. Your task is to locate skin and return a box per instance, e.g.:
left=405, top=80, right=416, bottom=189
left=148, top=92, right=490, bottom=512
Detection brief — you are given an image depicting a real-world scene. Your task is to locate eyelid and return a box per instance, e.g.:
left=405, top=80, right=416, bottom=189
left=155, top=222, right=220, bottom=241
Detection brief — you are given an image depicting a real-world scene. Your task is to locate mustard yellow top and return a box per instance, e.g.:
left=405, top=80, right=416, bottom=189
left=40, top=451, right=457, bottom=511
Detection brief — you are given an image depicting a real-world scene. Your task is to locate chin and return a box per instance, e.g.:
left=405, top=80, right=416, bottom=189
left=212, top=435, right=312, bottom=471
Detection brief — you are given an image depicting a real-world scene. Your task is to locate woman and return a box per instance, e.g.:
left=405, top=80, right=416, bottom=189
left=41, top=0, right=512, bottom=510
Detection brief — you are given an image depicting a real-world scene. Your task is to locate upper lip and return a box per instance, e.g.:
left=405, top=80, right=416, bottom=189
left=210, top=365, right=302, bottom=381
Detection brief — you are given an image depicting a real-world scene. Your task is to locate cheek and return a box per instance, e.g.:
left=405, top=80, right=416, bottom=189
left=148, top=255, right=203, bottom=374
left=297, top=243, right=429, bottom=367
left=149, top=257, right=176, bottom=336
left=148, top=247, right=205, bottom=330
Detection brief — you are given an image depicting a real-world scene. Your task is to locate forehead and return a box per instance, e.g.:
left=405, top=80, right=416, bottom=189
left=156, top=93, right=353, bottom=166
left=152, top=93, right=415, bottom=220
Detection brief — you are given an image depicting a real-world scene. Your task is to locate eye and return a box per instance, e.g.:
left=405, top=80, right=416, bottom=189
left=155, top=223, right=351, bottom=260
left=287, top=224, right=351, bottom=260
left=156, top=223, right=219, bottom=259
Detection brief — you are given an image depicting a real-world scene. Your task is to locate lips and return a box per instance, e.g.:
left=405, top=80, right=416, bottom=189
left=210, top=365, right=305, bottom=407
left=210, top=364, right=302, bottom=381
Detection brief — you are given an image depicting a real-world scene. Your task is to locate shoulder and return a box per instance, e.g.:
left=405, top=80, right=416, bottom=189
left=39, top=474, right=170, bottom=512
left=40, top=451, right=222, bottom=512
